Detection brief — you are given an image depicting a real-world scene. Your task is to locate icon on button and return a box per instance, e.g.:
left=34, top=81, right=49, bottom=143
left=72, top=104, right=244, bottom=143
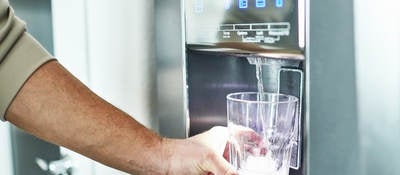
left=276, top=0, right=283, bottom=8
left=239, top=0, right=248, bottom=9
left=256, top=0, right=266, bottom=8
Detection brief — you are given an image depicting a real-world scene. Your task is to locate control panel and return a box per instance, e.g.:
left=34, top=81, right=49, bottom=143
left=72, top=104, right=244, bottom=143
left=185, top=0, right=304, bottom=51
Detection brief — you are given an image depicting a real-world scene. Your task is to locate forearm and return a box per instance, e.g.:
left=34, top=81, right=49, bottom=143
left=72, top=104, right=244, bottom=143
left=5, top=61, right=165, bottom=174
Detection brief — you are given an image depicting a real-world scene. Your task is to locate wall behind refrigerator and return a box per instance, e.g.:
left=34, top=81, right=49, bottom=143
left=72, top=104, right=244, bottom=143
left=52, top=0, right=156, bottom=174
left=354, top=0, right=400, bottom=174
left=0, top=124, right=13, bottom=174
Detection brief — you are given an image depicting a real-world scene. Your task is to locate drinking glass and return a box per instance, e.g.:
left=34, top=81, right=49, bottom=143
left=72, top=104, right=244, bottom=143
left=227, top=92, right=298, bottom=175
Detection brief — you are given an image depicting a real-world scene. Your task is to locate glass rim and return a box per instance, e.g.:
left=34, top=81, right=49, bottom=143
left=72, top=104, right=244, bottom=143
left=226, top=92, right=299, bottom=104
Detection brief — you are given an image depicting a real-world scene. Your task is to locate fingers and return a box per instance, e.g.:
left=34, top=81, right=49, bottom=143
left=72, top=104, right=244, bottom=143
left=222, top=142, right=230, bottom=161
left=230, top=125, right=263, bottom=145
left=189, top=126, right=239, bottom=175
left=191, top=128, right=237, bottom=175
left=228, top=124, right=267, bottom=158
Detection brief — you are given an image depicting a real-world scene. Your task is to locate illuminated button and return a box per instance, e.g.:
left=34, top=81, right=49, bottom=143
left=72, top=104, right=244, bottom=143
left=256, top=0, right=266, bottom=8
left=239, top=0, right=248, bottom=9
left=225, top=0, right=232, bottom=9
left=194, top=0, right=204, bottom=13
left=276, top=0, right=283, bottom=8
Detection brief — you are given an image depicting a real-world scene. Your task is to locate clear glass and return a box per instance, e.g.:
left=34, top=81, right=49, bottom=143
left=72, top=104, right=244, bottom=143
left=227, top=92, right=298, bottom=175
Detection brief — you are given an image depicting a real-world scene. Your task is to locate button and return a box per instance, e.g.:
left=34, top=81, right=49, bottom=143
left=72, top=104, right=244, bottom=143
left=276, top=0, right=283, bottom=8
left=256, top=0, right=266, bottom=8
left=239, top=0, right=248, bottom=9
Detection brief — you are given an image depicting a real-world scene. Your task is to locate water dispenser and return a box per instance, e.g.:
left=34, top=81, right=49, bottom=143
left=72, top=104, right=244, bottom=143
left=183, top=0, right=306, bottom=174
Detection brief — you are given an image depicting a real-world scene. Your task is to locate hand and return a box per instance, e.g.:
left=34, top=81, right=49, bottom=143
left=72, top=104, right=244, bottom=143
left=161, top=126, right=238, bottom=175
left=228, top=125, right=266, bottom=157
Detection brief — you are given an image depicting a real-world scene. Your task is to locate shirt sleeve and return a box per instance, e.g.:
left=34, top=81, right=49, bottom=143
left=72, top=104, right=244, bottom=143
left=0, top=0, right=55, bottom=121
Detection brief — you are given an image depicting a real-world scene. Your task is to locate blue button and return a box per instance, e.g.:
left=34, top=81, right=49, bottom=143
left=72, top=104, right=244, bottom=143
left=239, top=0, right=248, bottom=9
left=256, top=0, right=266, bottom=8
left=276, top=0, right=283, bottom=8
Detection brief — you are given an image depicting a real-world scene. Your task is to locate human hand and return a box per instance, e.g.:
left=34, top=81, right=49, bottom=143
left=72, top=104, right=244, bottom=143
left=228, top=125, right=266, bottom=157
left=161, top=126, right=237, bottom=175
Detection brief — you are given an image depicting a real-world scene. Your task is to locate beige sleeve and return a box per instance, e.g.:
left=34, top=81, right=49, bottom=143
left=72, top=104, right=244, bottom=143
left=0, top=0, right=55, bottom=121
